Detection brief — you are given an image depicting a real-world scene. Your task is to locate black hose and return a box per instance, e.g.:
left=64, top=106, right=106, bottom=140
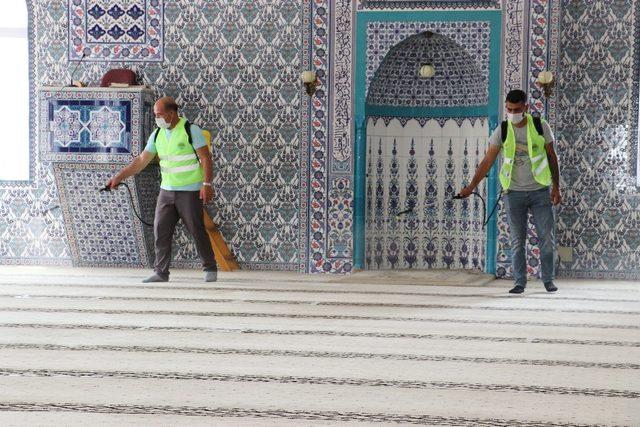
left=99, top=183, right=154, bottom=227
left=453, top=191, right=502, bottom=229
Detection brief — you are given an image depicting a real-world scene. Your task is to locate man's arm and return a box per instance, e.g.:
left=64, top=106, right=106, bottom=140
left=459, top=144, right=501, bottom=197
left=107, top=150, right=155, bottom=189
left=196, top=146, right=213, bottom=184
left=196, top=146, right=213, bottom=203
left=545, top=143, right=562, bottom=205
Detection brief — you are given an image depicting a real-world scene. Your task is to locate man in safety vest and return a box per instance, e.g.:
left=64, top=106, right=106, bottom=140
left=458, top=89, right=561, bottom=294
left=106, top=96, right=218, bottom=283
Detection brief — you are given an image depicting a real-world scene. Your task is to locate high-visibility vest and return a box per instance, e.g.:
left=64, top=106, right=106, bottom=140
left=155, top=117, right=204, bottom=188
left=499, top=113, right=551, bottom=190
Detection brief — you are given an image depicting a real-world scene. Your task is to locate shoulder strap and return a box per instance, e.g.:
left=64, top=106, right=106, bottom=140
left=532, top=116, right=544, bottom=136
left=500, top=120, right=508, bottom=143
left=184, top=120, right=199, bottom=158
left=153, top=128, right=160, bottom=144
left=184, top=120, right=193, bottom=146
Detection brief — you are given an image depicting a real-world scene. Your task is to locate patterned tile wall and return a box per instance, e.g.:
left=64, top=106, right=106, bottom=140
left=54, top=162, right=158, bottom=267
left=552, top=0, right=640, bottom=279
left=366, top=117, right=488, bottom=270
left=1, top=0, right=311, bottom=271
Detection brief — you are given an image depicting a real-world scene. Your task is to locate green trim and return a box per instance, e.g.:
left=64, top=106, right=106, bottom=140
left=485, top=115, right=500, bottom=276
left=353, top=116, right=367, bottom=270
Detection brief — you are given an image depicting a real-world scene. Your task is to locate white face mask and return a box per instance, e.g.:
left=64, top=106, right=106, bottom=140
left=155, top=116, right=171, bottom=129
left=507, top=112, right=524, bottom=124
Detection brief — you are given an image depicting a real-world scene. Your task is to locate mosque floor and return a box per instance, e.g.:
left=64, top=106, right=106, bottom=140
left=0, top=266, right=637, bottom=426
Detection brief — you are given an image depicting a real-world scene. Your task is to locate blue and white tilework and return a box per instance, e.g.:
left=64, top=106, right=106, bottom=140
left=551, top=0, right=640, bottom=279
left=68, top=0, right=164, bottom=62
left=39, top=88, right=154, bottom=163
left=365, top=21, right=491, bottom=99
left=50, top=103, right=129, bottom=152
left=309, top=0, right=355, bottom=273
left=358, top=0, right=500, bottom=9
left=54, top=163, right=157, bottom=267
left=365, top=117, right=488, bottom=270
left=21, top=1, right=309, bottom=271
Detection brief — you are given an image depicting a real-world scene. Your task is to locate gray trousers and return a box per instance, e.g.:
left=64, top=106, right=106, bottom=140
left=153, top=189, right=217, bottom=278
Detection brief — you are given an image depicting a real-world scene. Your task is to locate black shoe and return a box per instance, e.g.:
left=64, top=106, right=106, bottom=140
left=509, top=285, right=525, bottom=294
left=544, top=282, right=558, bottom=292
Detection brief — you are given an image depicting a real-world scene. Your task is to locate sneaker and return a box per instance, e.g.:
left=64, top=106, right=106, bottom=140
left=509, top=284, right=525, bottom=294
left=204, top=270, right=217, bottom=282
left=544, top=282, right=558, bottom=292
left=142, top=273, right=168, bottom=283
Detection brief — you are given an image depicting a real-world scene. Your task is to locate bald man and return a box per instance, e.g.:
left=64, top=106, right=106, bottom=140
left=107, top=96, right=218, bottom=282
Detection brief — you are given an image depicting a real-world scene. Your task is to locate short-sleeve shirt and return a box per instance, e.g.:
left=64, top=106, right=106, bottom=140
left=489, top=120, right=555, bottom=191
left=144, top=123, right=207, bottom=191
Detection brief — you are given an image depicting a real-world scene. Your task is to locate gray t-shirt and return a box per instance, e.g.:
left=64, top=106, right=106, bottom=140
left=489, top=120, right=555, bottom=191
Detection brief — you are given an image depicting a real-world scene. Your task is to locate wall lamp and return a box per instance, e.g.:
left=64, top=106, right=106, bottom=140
left=419, top=64, right=436, bottom=78
left=301, top=70, right=320, bottom=96
left=537, top=70, right=554, bottom=98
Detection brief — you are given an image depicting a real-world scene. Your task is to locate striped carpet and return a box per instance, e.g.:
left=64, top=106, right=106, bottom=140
left=0, top=267, right=637, bottom=426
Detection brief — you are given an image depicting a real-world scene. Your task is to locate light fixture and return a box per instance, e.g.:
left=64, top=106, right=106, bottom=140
left=419, top=64, right=436, bottom=79
left=301, top=70, right=319, bottom=96
left=537, top=70, right=554, bottom=98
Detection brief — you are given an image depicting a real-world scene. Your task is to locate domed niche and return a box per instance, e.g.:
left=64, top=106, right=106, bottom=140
left=364, top=31, right=489, bottom=271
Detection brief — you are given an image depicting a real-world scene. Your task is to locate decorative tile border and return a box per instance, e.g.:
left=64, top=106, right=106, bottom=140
left=359, top=0, right=501, bottom=10
left=502, top=0, right=525, bottom=96
left=526, top=0, right=551, bottom=115
left=495, top=0, right=525, bottom=280
left=331, top=0, right=354, bottom=174
left=368, top=116, right=488, bottom=128
left=68, top=0, right=164, bottom=62
left=308, top=0, right=329, bottom=272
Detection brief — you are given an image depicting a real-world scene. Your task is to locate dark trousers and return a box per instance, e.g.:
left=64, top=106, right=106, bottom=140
left=153, top=189, right=217, bottom=278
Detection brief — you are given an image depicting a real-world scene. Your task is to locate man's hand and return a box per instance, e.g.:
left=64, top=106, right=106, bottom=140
left=458, top=186, right=475, bottom=199
left=200, top=185, right=214, bottom=204
left=551, top=186, right=562, bottom=205
left=106, top=176, right=121, bottom=190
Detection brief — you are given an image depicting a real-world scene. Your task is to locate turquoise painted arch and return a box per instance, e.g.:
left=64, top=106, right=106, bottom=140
left=353, top=10, right=502, bottom=273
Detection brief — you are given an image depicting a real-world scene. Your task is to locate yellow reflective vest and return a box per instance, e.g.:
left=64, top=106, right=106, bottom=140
left=155, top=118, right=204, bottom=188
left=499, top=114, right=552, bottom=190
